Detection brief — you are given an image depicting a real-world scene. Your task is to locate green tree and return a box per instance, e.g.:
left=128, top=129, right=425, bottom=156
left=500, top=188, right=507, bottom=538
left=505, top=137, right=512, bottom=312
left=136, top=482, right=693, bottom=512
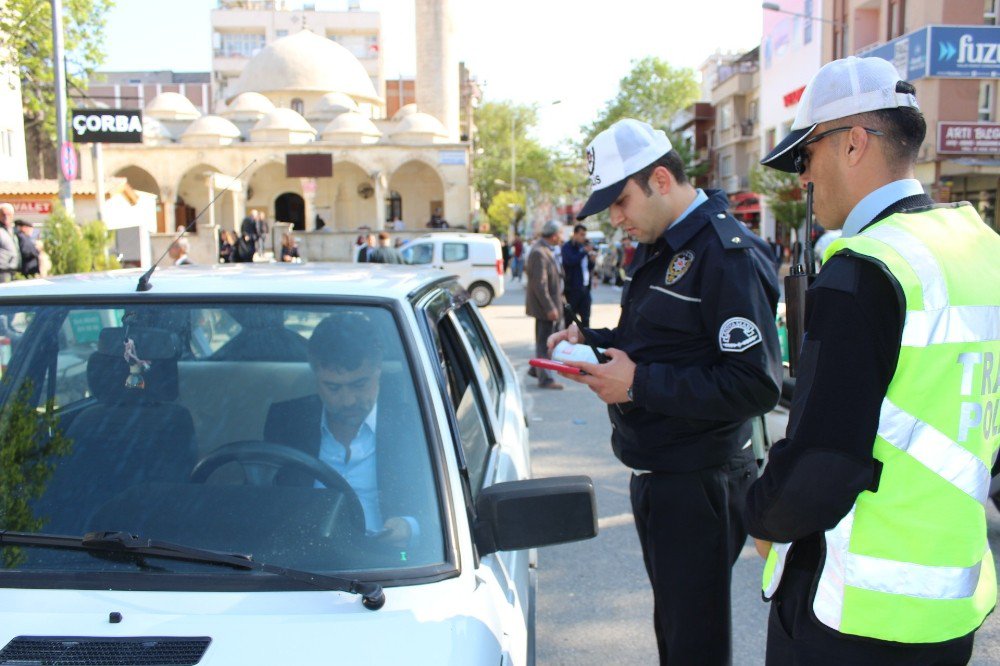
left=0, top=380, right=72, bottom=567
left=473, top=101, right=578, bottom=219
left=749, top=165, right=806, bottom=241
left=582, top=57, right=700, bottom=145
left=485, top=190, right=525, bottom=237
left=42, top=206, right=121, bottom=275
left=0, top=0, right=115, bottom=178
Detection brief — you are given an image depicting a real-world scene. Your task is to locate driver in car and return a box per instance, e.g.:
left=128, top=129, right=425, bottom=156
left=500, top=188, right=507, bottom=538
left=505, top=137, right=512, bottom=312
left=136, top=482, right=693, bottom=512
left=265, top=312, right=418, bottom=547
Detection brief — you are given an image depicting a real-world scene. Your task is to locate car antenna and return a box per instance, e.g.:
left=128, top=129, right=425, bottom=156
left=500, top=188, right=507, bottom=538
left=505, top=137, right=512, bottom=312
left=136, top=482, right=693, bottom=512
left=136, top=159, right=257, bottom=292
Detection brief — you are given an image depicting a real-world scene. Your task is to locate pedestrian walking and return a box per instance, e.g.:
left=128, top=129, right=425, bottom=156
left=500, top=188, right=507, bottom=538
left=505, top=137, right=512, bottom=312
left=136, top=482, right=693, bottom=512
left=0, top=204, right=22, bottom=282
left=525, top=220, right=565, bottom=390
left=234, top=214, right=257, bottom=263
left=561, top=224, right=593, bottom=328
left=14, top=219, right=39, bottom=277
left=549, top=118, right=782, bottom=665
left=744, top=56, right=1000, bottom=665
left=511, top=235, right=524, bottom=280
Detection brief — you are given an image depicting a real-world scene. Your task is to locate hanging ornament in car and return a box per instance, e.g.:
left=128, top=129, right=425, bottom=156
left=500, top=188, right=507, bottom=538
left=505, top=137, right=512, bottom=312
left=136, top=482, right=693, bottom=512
left=123, top=338, right=151, bottom=390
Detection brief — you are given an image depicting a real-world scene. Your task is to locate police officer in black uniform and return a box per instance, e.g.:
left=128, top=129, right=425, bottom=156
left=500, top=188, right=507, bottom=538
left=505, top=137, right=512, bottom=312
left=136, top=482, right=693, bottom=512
left=550, top=119, right=782, bottom=665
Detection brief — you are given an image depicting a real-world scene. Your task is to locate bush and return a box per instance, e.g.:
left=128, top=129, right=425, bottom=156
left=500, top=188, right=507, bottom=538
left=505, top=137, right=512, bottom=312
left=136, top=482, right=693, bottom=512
left=43, top=206, right=121, bottom=275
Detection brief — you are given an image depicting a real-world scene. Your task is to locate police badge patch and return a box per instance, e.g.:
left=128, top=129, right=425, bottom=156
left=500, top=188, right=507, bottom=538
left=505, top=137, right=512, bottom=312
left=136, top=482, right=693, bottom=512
left=665, top=250, right=695, bottom=285
left=718, top=317, right=763, bottom=353
left=586, top=147, right=596, bottom=175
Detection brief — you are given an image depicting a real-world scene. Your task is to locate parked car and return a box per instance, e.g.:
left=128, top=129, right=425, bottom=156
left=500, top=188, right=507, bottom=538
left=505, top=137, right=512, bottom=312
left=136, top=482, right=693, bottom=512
left=400, top=233, right=505, bottom=307
left=0, top=263, right=596, bottom=665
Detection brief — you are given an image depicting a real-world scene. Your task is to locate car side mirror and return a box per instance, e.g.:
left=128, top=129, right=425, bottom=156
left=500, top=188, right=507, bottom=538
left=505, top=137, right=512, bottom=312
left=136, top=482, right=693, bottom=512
left=473, top=476, right=598, bottom=556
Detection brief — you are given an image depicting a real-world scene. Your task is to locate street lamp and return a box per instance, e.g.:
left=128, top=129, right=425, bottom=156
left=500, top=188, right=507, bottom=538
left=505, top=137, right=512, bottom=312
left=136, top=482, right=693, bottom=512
left=762, top=2, right=845, bottom=26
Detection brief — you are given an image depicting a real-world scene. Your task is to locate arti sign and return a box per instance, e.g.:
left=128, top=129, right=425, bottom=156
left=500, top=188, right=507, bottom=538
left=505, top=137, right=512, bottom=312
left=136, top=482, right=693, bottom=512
left=937, top=121, right=1000, bottom=154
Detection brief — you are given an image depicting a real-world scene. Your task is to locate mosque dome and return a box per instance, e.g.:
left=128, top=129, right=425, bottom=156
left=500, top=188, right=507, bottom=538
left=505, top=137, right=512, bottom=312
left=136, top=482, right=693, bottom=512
left=320, top=111, right=381, bottom=144
left=309, top=92, right=360, bottom=121
left=220, top=92, right=275, bottom=121
left=390, top=111, right=449, bottom=144
left=180, top=115, right=242, bottom=146
left=250, top=108, right=317, bottom=144
left=141, top=116, right=174, bottom=145
left=391, top=103, right=419, bottom=121
left=145, top=92, right=202, bottom=121
left=228, top=30, right=381, bottom=104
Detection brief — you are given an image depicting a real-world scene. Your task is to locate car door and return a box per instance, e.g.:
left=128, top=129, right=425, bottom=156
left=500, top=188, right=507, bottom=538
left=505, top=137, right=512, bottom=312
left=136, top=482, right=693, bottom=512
left=417, top=289, right=531, bottom=663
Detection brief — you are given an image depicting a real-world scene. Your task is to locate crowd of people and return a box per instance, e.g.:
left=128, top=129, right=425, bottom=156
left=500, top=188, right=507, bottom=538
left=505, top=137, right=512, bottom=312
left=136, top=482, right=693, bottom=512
left=0, top=203, right=46, bottom=280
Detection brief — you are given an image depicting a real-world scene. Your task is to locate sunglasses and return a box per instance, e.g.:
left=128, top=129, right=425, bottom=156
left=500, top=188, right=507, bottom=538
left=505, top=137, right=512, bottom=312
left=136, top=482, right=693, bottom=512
left=792, top=126, right=884, bottom=175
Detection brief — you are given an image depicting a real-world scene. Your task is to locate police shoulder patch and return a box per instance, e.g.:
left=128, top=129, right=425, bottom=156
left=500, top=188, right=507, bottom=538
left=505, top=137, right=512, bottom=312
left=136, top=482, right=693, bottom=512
left=665, top=250, right=695, bottom=285
left=718, top=317, right=762, bottom=353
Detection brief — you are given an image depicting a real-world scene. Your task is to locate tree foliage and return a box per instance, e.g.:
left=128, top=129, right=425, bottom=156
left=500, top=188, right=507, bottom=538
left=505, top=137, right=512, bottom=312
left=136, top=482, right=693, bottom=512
left=0, top=0, right=115, bottom=177
left=473, top=101, right=579, bottom=220
left=749, top=165, right=806, bottom=240
left=42, top=205, right=119, bottom=275
left=0, top=380, right=71, bottom=567
left=485, top=190, right=525, bottom=237
left=582, top=56, right=700, bottom=145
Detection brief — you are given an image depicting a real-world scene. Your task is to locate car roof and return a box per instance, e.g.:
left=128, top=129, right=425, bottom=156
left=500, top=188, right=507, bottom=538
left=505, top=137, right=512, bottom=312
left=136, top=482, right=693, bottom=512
left=0, top=263, right=454, bottom=300
left=406, top=233, right=498, bottom=243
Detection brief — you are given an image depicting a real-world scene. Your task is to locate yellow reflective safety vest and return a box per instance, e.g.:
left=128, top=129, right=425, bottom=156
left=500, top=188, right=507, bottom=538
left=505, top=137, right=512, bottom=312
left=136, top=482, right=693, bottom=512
left=762, top=203, right=1000, bottom=644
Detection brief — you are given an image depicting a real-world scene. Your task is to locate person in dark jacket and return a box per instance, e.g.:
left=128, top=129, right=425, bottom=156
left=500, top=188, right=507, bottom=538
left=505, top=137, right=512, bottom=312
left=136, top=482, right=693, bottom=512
left=14, top=219, right=39, bottom=277
left=234, top=214, right=258, bottom=263
left=549, top=119, right=782, bottom=665
left=561, top=224, right=593, bottom=327
left=367, top=232, right=404, bottom=264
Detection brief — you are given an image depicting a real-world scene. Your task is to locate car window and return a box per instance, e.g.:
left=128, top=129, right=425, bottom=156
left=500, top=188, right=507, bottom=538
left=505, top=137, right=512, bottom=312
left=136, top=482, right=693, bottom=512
left=0, top=303, right=445, bottom=583
left=453, top=305, right=503, bottom=412
left=402, top=243, right=433, bottom=265
left=442, top=242, right=468, bottom=263
left=436, top=315, right=493, bottom=497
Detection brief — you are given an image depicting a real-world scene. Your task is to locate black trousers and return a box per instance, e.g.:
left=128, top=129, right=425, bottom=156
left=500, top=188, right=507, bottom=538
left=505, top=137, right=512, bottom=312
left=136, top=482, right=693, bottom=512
left=766, top=567, right=975, bottom=665
left=564, top=288, right=592, bottom=329
left=533, top=318, right=559, bottom=385
left=630, top=447, right=757, bottom=665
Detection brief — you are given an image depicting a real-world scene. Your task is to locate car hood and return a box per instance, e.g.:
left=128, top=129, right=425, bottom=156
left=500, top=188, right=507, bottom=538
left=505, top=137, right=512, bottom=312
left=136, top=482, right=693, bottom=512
left=0, top=577, right=509, bottom=665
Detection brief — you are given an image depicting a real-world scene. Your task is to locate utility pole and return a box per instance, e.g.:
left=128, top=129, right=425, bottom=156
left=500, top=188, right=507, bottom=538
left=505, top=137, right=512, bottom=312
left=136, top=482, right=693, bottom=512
left=52, top=0, right=73, bottom=214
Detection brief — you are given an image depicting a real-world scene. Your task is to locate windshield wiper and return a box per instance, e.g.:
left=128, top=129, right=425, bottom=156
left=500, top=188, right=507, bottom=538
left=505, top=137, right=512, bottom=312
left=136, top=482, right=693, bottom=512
left=0, top=530, right=385, bottom=610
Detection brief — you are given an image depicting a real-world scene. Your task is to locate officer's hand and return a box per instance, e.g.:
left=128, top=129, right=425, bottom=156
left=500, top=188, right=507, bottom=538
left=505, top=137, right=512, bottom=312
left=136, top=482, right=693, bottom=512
left=754, top=538, right=772, bottom=559
left=546, top=323, right=580, bottom=353
left=567, top=348, right=635, bottom=404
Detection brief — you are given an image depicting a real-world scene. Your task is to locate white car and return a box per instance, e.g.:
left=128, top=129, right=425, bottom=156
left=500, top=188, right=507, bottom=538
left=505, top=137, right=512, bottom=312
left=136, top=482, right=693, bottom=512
left=0, top=264, right=596, bottom=665
left=400, top=233, right=505, bottom=307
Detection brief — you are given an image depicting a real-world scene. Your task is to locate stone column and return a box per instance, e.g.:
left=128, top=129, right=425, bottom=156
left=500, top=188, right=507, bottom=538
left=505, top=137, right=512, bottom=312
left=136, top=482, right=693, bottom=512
left=415, top=0, right=458, bottom=140
left=160, top=186, right=176, bottom=234
left=372, top=171, right=387, bottom=230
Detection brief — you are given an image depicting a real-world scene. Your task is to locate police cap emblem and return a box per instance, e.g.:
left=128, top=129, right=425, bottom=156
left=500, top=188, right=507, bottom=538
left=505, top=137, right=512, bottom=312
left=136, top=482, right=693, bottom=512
left=718, top=317, right=763, bottom=353
left=586, top=146, right=596, bottom=175
left=665, top=250, right=695, bottom=285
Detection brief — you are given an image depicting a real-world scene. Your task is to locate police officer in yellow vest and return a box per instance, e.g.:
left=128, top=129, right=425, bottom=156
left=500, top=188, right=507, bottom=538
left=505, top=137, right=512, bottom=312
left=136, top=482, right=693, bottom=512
left=745, top=56, right=1000, bottom=665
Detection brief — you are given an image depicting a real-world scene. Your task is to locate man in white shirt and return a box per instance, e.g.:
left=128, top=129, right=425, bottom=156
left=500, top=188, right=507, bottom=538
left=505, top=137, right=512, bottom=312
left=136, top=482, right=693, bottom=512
left=264, top=312, right=419, bottom=546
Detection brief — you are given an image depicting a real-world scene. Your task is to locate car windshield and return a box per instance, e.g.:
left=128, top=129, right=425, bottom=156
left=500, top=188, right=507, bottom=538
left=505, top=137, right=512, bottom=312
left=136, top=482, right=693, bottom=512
left=0, top=302, right=444, bottom=585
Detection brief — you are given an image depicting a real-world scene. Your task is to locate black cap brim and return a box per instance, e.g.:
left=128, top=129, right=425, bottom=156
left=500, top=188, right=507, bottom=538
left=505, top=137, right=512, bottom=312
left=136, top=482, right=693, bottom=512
left=760, top=124, right=817, bottom=173
left=576, top=178, right=628, bottom=220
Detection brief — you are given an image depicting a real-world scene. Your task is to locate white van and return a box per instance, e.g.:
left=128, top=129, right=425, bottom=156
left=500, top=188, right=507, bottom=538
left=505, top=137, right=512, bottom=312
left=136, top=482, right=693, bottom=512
left=400, top=233, right=505, bottom=306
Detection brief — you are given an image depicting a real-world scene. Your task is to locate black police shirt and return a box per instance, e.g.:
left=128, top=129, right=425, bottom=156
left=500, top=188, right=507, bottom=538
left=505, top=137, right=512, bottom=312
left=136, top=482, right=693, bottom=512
left=584, top=189, right=782, bottom=473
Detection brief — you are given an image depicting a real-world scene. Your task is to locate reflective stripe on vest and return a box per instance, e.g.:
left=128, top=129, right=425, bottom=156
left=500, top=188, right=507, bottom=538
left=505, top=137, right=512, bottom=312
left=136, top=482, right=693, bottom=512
left=764, top=204, right=1000, bottom=644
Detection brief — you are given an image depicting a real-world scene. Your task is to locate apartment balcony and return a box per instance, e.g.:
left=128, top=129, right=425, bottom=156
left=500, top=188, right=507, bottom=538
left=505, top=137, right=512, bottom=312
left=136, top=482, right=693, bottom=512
left=712, top=64, right=757, bottom=102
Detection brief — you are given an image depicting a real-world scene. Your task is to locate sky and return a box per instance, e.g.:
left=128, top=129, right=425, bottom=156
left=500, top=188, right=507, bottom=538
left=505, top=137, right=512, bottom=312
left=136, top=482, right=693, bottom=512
left=100, top=0, right=765, bottom=147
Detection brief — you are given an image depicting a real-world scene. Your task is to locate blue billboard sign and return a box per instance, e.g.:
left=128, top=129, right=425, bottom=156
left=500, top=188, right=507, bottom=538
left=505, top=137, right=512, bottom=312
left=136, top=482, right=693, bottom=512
left=860, top=25, right=1000, bottom=80
left=928, top=26, right=1000, bottom=78
left=860, top=27, right=928, bottom=81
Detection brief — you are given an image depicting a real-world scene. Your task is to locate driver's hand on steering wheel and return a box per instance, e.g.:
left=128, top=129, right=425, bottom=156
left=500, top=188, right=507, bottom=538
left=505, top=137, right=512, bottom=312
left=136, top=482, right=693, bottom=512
left=378, top=516, right=412, bottom=547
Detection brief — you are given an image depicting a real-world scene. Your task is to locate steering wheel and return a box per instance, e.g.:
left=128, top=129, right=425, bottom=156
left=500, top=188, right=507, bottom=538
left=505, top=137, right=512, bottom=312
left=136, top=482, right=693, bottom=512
left=190, top=441, right=365, bottom=536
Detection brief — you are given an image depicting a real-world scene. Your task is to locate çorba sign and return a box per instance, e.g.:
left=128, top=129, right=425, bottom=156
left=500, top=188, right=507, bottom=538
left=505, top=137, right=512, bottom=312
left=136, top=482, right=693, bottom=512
left=71, top=109, right=143, bottom=144
left=938, top=122, right=1000, bottom=155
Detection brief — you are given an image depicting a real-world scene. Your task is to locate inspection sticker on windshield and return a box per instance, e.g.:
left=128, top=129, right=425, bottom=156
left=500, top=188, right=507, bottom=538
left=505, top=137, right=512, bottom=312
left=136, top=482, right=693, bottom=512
left=718, top=317, right=762, bottom=353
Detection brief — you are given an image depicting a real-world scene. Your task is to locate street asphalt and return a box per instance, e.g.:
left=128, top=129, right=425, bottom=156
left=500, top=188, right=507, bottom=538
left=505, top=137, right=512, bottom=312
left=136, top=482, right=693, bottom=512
left=480, top=273, right=1000, bottom=665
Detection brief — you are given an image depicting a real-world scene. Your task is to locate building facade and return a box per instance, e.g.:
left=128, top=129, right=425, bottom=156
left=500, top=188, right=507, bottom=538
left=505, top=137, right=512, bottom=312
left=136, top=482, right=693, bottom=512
left=671, top=102, right=716, bottom=189
left=830, top=0, right=1000, bottom=233
left=85, top=71, right=213, bottom=115
left=0, top=0, right=28, bottom=182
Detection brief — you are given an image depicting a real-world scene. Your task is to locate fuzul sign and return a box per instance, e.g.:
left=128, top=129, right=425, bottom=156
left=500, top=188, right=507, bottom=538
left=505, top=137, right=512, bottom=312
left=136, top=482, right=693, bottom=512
left=71, top=109, right=143, bottom=144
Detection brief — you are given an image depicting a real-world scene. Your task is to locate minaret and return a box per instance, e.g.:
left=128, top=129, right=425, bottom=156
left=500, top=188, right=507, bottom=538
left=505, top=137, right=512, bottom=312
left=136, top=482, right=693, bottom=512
left=414, top=0, right=458, bottom=140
